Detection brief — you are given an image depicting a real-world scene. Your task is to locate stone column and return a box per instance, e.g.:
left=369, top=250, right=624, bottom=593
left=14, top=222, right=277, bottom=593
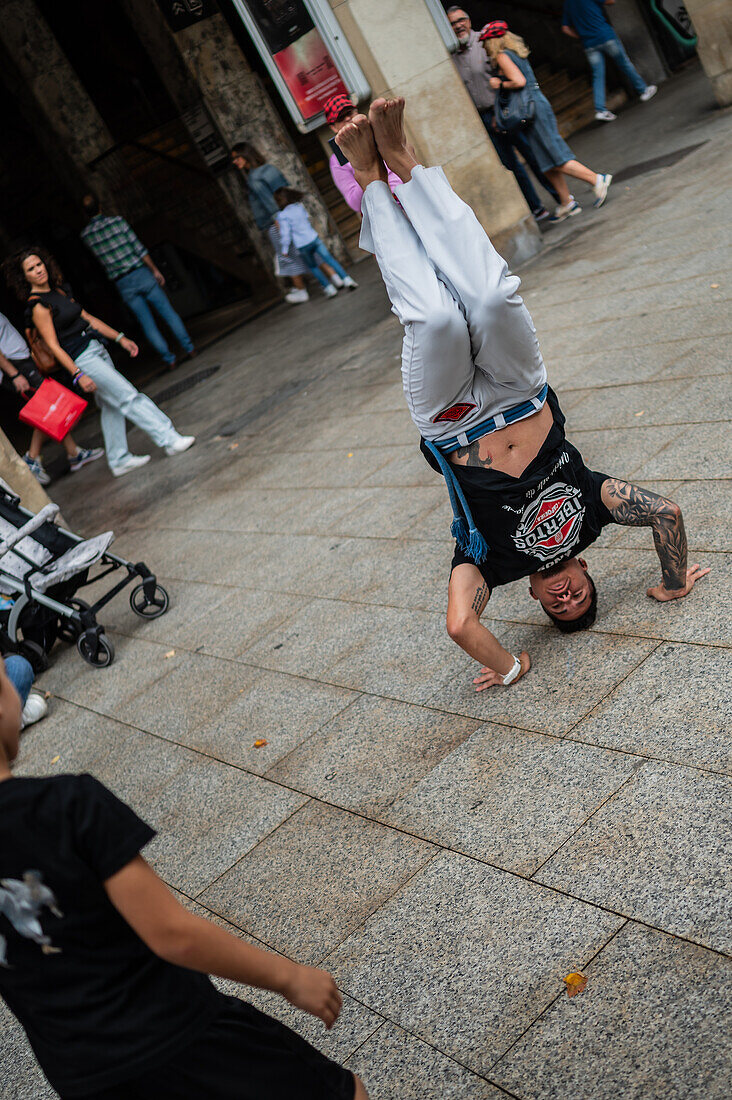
left=684, top=0, right=732, bottom=105
left=0, top=0, right=117, bottom=203
left=610, top=1, right=668, bottom=87
left=0, top=431, right=59, bottom=517
left=329, top=0, right=541, bottom=264
left=137, top=8, right=343, bottom=257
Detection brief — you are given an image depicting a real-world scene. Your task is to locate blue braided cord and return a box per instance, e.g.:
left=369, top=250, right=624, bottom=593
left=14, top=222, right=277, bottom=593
left=435, top=384, right=548, bottom=455
left=423, top=440, right=490, bottom=564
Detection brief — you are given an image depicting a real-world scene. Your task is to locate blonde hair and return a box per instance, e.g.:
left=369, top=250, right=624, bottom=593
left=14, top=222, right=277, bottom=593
left=484, top=31, right=530, bottom=62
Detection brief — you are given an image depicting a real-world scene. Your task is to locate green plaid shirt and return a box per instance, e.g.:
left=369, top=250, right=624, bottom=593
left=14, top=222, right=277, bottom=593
left=81, top=215, right=148, bottom=280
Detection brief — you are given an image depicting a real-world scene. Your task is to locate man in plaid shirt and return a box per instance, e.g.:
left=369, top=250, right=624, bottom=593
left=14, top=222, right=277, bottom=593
left=81, top=194, right=194, bottom=369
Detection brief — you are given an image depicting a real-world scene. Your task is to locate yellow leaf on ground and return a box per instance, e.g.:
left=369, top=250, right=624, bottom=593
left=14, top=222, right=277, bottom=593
left=710, top=283, right=719, bottom=289
left=253, top=739, right=268, bottom=748
left=164, top=650, right=175, bottom=658
left=50, top=756, right=60, bottom=765
left=563, top=972, right=588, bottom=997
left=347, top=453, right=353, bottom=458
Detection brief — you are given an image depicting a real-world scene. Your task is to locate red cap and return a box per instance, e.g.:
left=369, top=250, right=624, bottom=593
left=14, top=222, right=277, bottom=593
left=323, top=94, right=355, bottom=124
left=478, top=21, right=508, bottom=40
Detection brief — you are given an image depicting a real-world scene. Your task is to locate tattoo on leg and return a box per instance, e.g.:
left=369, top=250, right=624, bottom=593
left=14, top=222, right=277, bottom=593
left=604, top=478, right=687, bottom=590
left=471, top=581, right=489, bottom=614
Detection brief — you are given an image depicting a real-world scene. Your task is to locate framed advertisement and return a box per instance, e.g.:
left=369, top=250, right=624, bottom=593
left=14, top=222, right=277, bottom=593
left=227, top=0, right=370, bottom=132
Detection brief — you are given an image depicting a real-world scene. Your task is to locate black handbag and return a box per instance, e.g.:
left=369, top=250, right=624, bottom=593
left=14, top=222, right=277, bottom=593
left=494, top=83, right=536, bottom=133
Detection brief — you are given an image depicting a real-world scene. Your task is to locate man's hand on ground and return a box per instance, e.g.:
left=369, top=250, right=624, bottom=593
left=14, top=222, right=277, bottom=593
left=473, top=650, right=530, bottom=691
left=647, top=563, right=710, bottom=602
left=282, top=962, right=343, bottom=1028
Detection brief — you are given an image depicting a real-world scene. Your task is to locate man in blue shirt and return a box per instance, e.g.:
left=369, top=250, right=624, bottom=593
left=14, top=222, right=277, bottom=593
left=562, top=0, right=657, bottom=121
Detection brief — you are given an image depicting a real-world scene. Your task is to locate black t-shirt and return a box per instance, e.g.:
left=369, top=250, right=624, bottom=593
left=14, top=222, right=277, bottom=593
left=0, top=774, right=221, bottom=1097
left=27, top=284, right=93, bottom=360
left=422, top=388, right=613, bottom=590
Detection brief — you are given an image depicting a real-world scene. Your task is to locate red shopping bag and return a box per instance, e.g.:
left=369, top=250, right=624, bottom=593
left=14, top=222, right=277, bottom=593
left=18, top=378, right=87, bottom=442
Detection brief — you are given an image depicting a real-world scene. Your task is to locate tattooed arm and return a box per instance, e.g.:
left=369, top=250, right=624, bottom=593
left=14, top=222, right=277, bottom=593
left=447, top=564, right=530, bottom=690
left=601, top=478, right=710, bottom=601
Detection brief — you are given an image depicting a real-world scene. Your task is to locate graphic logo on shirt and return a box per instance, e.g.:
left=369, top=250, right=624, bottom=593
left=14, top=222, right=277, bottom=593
left=0, top=871, right=63, bottom=967
left=511, top=482, right=585, bottom=563
left=432, top=402, right=477, bottom=424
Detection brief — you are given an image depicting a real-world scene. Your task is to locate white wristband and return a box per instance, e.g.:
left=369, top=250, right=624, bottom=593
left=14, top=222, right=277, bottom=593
left=502, top=655, right=522, bottom=685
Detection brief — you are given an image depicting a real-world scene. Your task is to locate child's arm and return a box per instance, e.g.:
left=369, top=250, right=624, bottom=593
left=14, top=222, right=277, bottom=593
left=105, top=855, right=342, bottom=1027
left=276, top=210, right=293, bottom=255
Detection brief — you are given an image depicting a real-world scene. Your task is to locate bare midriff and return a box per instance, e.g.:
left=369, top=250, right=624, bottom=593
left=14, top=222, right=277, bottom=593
left=448, top=401, right=554, bottom=478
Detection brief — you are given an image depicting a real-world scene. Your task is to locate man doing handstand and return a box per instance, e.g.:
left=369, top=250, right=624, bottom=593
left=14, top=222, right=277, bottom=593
left=336, top=99, right=708, bottom=690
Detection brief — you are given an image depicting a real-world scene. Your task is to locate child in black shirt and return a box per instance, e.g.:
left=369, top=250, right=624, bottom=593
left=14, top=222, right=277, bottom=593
left=0, top=660, right=368, bottom=1100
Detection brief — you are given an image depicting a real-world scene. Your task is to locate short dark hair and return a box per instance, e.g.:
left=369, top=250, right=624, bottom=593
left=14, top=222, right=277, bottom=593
left=542, top=576, right=598, bottom=633
left=82, top=192, right=100, bottom=218
left=274, top=186, right=304, bottom=209
left=230, top=141, right=265, bottom=171
left=447, top=6, right=468, bottom=16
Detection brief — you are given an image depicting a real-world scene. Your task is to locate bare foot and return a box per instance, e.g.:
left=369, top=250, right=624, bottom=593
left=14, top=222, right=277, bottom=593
left=368, top=97, right=418, bottom=183
left=335, top=115, right=386, bottom=191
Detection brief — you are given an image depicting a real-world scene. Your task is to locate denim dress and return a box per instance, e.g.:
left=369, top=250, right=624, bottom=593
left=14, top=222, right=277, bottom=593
left=502, top=51, right=575, bottom=173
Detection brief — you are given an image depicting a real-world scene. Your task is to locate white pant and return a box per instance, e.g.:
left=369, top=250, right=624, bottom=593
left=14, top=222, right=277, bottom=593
left=360, top=166, right=547, bottom=444
left=75, top=341, right=180, bottom=471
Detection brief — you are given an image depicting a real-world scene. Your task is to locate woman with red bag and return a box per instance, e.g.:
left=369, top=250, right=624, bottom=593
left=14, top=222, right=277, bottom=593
left=0, top=310, right=103, bottom=485
left=3, top=248, right=194, bottom=478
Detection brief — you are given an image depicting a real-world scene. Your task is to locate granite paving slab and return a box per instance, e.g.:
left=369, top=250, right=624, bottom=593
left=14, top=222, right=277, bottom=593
left=573, top=641, right=732, bottom=774
left=15, top=699, right=134, bottom=779
left=563, top=424, right=683, bottom=479
left=346, top=1023, right=505, bottom=1099
left=358, top=446, right=443, bottom=489
left=0, top=1001, right=54, bottom=1099
left=189, top=670, right=358, bottom=773
left=198, top=802, right=435, bottom=964
left=493, top=922, right=732, bottom=1100
left=633, top=420, right=732, bottom=480
left=268, top=696, right=480, bottom=815
left=37, top=634, right=185, bottom=718
left=588, top=549, right=731, bottom=647
left=535, top=761, right=732, bottom=952
left=426, top=622, right=656, bottom=735
left=90, top=731, right=305, bottom=896
left=383, top=724, right=641, bottom=874
left=565, top=374, right=731, bottom=431
left=321, top=486, right=446, bottom=540
left=241, top=598, right=471, bottom=705
left=325, top=852, right=623, bottom=1076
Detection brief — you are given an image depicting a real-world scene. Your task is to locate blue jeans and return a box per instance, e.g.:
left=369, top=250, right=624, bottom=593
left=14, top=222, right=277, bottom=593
left=480, top=109, right=560, bottom=213
left=585, top=34, right=647, bottom=111
left=4, top=655, right=34, bottom=707
left=75, top=340, right=180, bottom=470
left=116, top=266, right=193, bottom=365
left=297, top=239, right=348, bottom=289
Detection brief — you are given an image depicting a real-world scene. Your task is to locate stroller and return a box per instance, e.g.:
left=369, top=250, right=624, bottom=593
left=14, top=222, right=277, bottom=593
left=0, top=481, right=168, bottom=670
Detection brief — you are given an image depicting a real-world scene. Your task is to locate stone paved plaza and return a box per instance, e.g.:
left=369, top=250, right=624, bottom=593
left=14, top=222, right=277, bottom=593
left=3, top=67, right=731, bottom=1098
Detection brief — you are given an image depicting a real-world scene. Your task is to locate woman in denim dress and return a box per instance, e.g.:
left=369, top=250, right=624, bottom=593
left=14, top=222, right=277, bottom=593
left=481, top=22, right=612, bottom=221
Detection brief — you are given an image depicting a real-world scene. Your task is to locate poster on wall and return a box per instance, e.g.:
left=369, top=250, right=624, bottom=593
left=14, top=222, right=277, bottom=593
left=156, top=0, right=219, bottom=32
left=228, top=0, right=369, bottom=131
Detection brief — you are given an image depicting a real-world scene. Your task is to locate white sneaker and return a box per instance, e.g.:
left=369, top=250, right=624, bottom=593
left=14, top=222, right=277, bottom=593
left=285, top=288, right=309, bottom=304
left=165, top=435, right=195, bottom=456
left=323, top=284, right=338, bottom=298
left=329, top=272, right=344, bottom=288
left=550, top=199, right=582, bottom=223
left=595, top=109, right=617, bottom=122
left=111, top=454, right=151, bottom=477
left=640, top=84, right=657, bottom=102
left=342, top=275, right=358, bottom=290
left=21, top=693, right=48, bottom=729
left=593, top=172, right=613, bottom=207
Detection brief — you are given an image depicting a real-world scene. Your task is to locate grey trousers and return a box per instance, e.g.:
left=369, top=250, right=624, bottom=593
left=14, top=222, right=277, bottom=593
left=359, top=166, right=547, bottom=444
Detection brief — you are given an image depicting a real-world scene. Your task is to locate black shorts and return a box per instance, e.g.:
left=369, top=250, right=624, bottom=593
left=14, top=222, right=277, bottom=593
left=77, top=996, right=355, bottom=1100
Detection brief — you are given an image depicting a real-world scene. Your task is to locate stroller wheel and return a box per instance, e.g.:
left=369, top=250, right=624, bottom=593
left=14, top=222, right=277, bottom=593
left=130, top=582, right=170, bottom=619
left=77, top=629, right=115, bottom=668
left=17, top=639, right=49, bottom=675
left=58, top=598, right=91, bottom=644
